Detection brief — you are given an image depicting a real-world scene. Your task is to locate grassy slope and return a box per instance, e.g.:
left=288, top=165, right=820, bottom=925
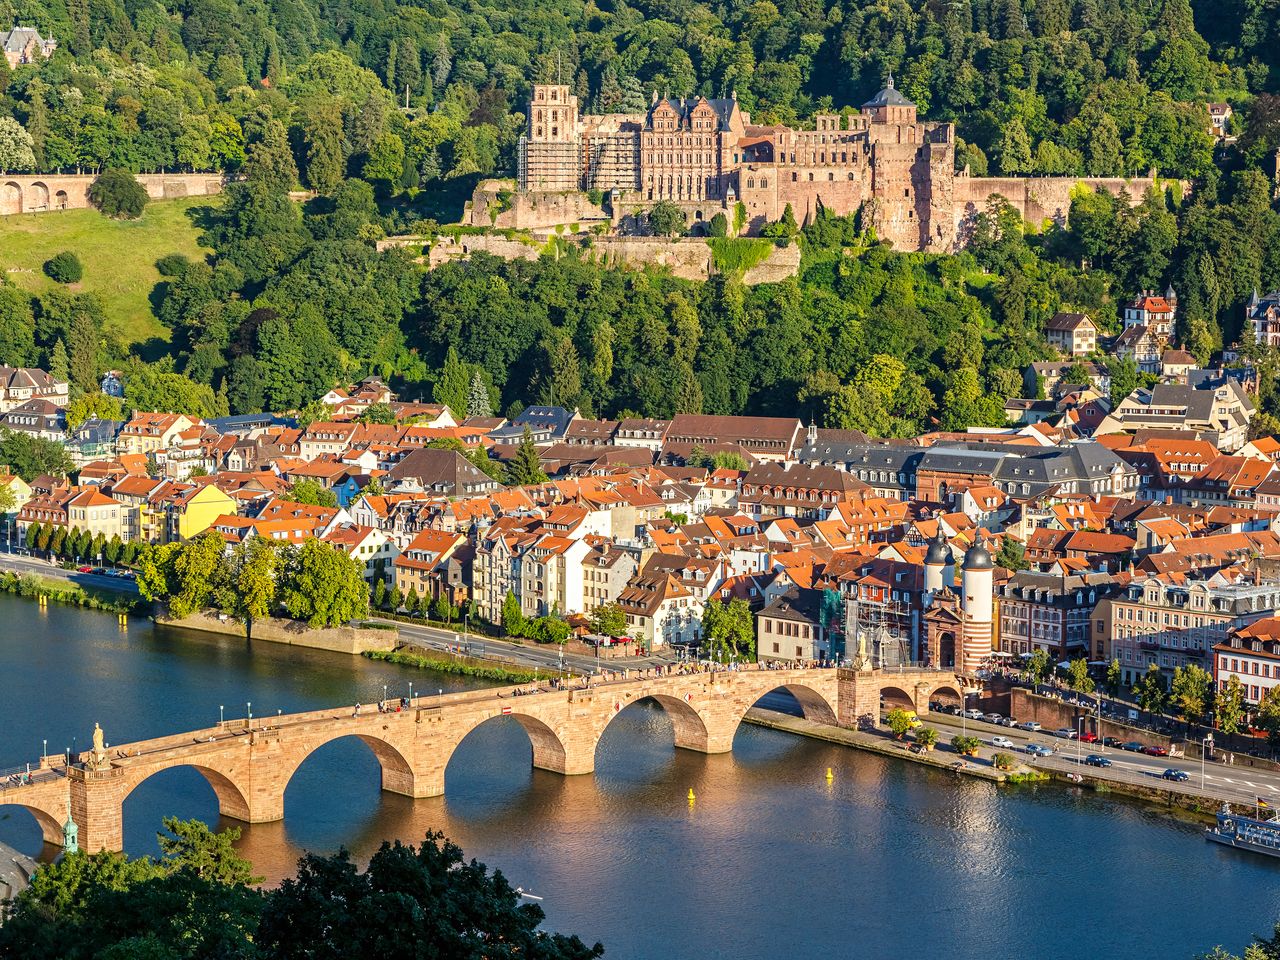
left=0, top=196, right=217, bottom=345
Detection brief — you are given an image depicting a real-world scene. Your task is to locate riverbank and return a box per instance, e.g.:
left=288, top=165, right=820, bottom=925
left=157, top=611, right=398, bottom=655
left=364, top=647, right=539, bottom=684
left=748, top=707, right=1232, bottom=826
left=742, top=708, right=1012, bottom=783
left=0, top=570, right=139, bottom=615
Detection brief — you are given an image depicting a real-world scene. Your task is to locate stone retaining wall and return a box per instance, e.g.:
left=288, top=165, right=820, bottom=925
left=159, top=611, right=397, bottom=656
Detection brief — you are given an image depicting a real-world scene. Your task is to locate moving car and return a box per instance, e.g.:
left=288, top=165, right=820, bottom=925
left=1084, top=755, right=1112, bottom=768
left=1162, top=768, right=1189, bottom=782
left=1019, top=721, right=1042, bottom=732
left=991, top=736, right=1015, bottom=749
left=1024, top=743, right=1053, bottom=757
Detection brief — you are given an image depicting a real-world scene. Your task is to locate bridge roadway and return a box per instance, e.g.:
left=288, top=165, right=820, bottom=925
left=8, top=664, right=957, bottom=853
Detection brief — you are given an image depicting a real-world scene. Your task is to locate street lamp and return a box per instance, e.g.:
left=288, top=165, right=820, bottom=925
left=42, top=739, right=46, bottom=762
left=246, top=701, right=252, bottom=725
left=408, top=682, right=414, bottom=705
left=219, top=705, right=224, bottom=727
left=383, top=684, right=387, bottom=706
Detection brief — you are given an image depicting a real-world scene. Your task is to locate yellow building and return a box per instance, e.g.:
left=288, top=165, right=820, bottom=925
left=0, top=470, right=32, bottom=515
left=165, top=483, right=237, bottom=541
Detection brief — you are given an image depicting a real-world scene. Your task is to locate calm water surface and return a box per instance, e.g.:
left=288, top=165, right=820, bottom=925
left=0, top=594, right=1277, bottom=959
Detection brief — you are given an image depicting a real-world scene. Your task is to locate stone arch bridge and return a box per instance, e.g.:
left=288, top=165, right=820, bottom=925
left=0, top=666, right=962, bottom=852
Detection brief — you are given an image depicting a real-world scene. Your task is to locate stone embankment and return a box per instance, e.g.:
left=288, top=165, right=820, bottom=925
left=157, top=611, right=397, bottom=656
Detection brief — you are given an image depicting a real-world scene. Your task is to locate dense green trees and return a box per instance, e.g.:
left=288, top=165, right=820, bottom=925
left=0, top=827, right=602, bottom=960
left=137, top=532, right=368, bottom=631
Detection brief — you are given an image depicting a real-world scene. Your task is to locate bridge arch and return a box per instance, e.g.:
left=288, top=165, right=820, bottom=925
left=755, top=682, right=839, bottom=726
left=596, top=692, right=712, bottom=755
left=279, top=730, right=419, bottom=810
left=1, top=181, right=21, bottom=215
left=879, top=685, right=917, bottom=711
left=445, top=710, right=579, bottom=789
left=122, top=761, right=254, bottom=824
left=0, top=801, right=65, bottom=847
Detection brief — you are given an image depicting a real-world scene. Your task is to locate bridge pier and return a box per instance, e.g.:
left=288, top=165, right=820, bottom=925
left=68, top=765, right=129, bottom=853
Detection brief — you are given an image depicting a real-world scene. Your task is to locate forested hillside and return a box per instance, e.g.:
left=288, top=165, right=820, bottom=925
left=0, top=0, right=1279, bottom=434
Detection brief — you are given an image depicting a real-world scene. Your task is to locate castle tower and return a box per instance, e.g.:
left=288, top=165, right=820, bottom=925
left=519, top=84, right=581, bottom=192
left=959, top=541, right=994, bottom=674
left=923, top=529, right=952, bottom=596
left=860, top=73, right=917, bottom=126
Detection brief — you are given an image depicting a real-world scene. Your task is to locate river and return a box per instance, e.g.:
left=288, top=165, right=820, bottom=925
left=0, top=594, right=1277, bottom=959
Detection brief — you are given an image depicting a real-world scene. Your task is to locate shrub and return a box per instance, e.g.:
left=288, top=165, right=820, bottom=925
left=88, top=169, right=149, bottom=219
left=887, top=708, right=913, bottom=739
left=708, top=212, right=728, bottom=237
left=43, top=251, right=83, bottom=283
left=915, top=726, right=940, bottom=749
left=155, top=253, right=191, bottom=277
left=992, top=751, right=1016, bottom=770
left=950, top=734, right=981, bottom=755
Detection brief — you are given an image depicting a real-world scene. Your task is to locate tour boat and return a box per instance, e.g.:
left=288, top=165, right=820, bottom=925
left=1206, top=803, right=1280, bottom=859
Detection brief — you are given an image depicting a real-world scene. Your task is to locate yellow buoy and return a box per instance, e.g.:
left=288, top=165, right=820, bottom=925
left=687, top=788, right=696, bottom=802
left=826, top=767, right=834, bottom=781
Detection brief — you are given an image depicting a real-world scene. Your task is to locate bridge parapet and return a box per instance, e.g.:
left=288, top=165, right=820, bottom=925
left=0, top=666, right=842, bottom=853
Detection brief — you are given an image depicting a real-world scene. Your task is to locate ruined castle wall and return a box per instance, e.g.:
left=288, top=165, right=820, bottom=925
left=951, top=175, right=1168, bottom=249
left=0, top=173, right=222, bottom=216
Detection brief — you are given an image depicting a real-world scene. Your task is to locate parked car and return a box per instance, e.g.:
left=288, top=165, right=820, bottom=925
left=991, top=736, right=1015, bottom=749
left=1019, top=721, right=1042, bottom=732
left=1162, top=768, right=1189, bottom=782
left=1084, top=754, right=1112, bottom=768
left=1055, top=728, right=1078, bottom=740
left=1000, top=717, right=1020, bottom=728
left=1144, top=745, right=1169, bottom=757
left=1024, top=744, right=1053, bottom=757
left=962, top=709, right=984, bottom=720
left=1102, top=737, right=1125, bottom=748
left=983, top=713, right=1004, bottom=724
left=1122, top=741, right=1146, bottom=752
left=1078, top=731, right=1099, bottom=744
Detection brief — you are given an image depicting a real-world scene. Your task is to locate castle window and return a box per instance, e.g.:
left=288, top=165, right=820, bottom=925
left=808, top=173, right=813, bottom=181
left=828, top=172, right=834, bottom=181
left=536, top=127, right=542, bottom=138
left=747, top=178, right=754, bottom=188
left=551, top=89, right=558, bottom=100
left=792, top=172, right=797, bottom=182
left=761, top=178, right=767, bottom=187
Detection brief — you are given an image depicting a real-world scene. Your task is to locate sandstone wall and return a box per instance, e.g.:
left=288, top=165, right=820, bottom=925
left=159, top=611, right=398, bottom=656
left=467, top=180, right=608, bottom=231
left=951, top=175, right=1172, bottom=248
left=0, top=172, right=223, bottom=216
left=383, top=232, right=801, bottom=285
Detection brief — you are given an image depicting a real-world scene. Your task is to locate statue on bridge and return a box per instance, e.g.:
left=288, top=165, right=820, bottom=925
left=89, top=723, right=106, bottom=769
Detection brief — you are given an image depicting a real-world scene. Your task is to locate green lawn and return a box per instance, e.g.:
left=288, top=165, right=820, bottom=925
left=0, top=196, right=218, bottom=345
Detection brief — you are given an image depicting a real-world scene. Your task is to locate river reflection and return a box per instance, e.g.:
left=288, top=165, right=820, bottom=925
left=1, top=595, right=1279, bottom=959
